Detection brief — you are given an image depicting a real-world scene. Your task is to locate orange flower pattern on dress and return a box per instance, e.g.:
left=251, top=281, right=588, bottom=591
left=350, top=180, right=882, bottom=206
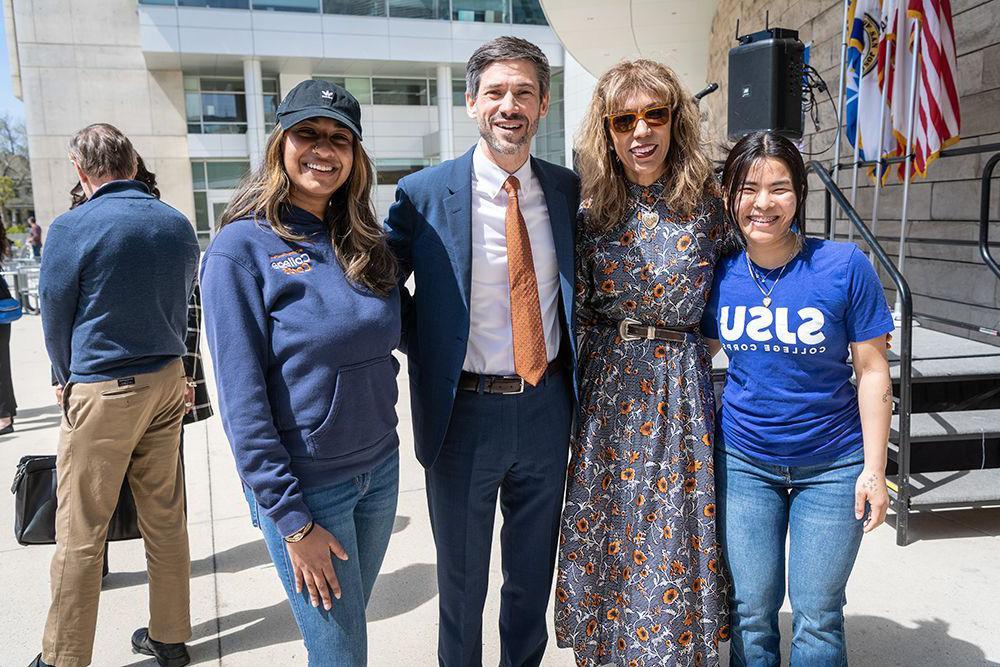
left=556, top=184, right=728, bottom=666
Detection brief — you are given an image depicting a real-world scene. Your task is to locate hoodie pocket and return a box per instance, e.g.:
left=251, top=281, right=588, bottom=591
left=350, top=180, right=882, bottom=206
left=306, top=355, right=400, bottom=461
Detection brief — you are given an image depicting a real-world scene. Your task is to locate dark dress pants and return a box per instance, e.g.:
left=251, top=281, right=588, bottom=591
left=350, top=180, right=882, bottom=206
left=426, top=367, right=573, bottom=667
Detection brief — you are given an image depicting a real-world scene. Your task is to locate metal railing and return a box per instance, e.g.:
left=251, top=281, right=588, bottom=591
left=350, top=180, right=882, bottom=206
left=980, top=151, right=1000, bottom=281
left=807, top=161, right=915, bottom=546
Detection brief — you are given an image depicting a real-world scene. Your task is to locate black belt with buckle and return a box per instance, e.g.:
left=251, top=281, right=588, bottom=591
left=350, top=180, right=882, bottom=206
left=458, top=359, right=563, bottom=395
left=617, top=318, right=699, bottom=343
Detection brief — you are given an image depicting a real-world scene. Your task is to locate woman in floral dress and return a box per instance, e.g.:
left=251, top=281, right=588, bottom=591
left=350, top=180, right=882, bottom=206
left=555, top=59, right=728, bottom=667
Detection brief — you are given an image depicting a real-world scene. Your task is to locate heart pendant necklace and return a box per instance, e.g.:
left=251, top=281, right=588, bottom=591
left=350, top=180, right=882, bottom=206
left=634, top=188, right=666, bottom=230
left=746, top=249, right=797, bottom=308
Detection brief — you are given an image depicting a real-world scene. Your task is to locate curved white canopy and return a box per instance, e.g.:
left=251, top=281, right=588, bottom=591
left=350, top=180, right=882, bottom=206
left=539, top=0, right=717, bottom=91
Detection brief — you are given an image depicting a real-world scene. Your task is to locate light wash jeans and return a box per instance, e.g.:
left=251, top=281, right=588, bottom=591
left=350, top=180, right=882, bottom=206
left=247, top=449, right=399, bottom=667
left=716, top=445, right=866, bottom=667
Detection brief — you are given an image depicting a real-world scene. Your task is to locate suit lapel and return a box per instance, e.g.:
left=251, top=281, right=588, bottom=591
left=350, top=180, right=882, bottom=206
left=442, top=147, right=475, bottom=310
left=532, top=157, right=575, bottom=333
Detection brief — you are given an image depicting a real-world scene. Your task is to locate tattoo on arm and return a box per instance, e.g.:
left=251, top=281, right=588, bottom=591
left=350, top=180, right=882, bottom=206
left=881, top=384, right=892, bottom=404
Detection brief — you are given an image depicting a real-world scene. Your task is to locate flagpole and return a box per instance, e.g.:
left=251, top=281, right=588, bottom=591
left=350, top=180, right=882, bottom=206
left=894, top=21, right=921, bottom=320
left=830, top=0, right=851, bottom=240
left=868, top=2, right=895, bottom=260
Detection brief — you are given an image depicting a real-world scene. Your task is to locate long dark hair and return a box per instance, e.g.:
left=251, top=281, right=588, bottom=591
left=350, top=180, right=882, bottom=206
left=720, top=131, right=808, bottom=250
left=70, top=155, right=158, bottom=210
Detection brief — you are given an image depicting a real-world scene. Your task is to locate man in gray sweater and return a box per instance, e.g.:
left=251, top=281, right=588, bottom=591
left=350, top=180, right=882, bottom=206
left=31, top=123, right=200, bottom=667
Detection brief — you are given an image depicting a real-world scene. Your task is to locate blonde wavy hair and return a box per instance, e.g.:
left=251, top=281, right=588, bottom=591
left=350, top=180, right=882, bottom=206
left=576, top=59, right=717, bottom=231
left=220, top=124, right=396, bottom=295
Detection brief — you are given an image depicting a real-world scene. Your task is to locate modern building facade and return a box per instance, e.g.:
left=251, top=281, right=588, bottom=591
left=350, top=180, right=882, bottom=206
left=4, top=0, right=580, bottom=242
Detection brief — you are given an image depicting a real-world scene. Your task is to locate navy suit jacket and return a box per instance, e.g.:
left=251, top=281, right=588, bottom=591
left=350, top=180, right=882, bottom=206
left=385, top=146, right=581, bottom=468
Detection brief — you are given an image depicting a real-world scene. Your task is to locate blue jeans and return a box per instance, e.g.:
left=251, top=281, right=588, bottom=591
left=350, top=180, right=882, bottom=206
left=248, top=449, right=399, bottom=667
left=716, top=445, right=865, bottom=667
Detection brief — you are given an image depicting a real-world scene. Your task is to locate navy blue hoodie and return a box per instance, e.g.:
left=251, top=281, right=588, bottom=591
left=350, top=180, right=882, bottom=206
left=201, top=206, right=400, bottom=536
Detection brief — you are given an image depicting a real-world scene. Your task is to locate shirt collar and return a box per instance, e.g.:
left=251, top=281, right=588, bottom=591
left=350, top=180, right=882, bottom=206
left=279, top=204, right=328, bottom=235
left=89, top=179, right=150, bottom=200
left=472, top=141, right=534, bottom=200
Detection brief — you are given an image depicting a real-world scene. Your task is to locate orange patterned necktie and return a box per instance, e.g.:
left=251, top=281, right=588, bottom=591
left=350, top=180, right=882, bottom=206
left=502, top=175, right=548, bottom=386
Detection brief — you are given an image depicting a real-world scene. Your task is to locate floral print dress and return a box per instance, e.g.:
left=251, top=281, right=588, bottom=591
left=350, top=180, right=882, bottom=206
left=555, top=179, right=729, bottom=667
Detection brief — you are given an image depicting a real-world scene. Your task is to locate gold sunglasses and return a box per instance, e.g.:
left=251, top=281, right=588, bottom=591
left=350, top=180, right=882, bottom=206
left=605, top=105, right=671, bottom=133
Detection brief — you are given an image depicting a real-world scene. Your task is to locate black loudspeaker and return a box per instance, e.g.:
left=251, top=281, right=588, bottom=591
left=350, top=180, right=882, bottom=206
left=727, top=27, right=805, bottom=141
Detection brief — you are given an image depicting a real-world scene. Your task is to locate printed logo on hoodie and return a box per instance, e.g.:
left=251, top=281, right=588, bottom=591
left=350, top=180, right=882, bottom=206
left=269, top=249, right=312, bottom=275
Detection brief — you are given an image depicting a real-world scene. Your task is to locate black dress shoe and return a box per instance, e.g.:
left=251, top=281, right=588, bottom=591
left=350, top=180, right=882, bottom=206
left=131, top=628, right=190, bottom=667
left=27, top=654, right=53, bottom=667
left=0, top=423, right=13, bottom=435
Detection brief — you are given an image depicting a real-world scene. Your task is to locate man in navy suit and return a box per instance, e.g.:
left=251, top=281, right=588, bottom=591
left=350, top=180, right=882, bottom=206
left=385, top=36, right=580, bottom=667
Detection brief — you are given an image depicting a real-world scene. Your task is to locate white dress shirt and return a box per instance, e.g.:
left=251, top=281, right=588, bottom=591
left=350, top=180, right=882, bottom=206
left=464, top=143, right=562, bottom=375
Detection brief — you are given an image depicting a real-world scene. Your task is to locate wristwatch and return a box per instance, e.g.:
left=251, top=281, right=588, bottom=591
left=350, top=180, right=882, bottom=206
left=283, top=520, right=314, bottom=543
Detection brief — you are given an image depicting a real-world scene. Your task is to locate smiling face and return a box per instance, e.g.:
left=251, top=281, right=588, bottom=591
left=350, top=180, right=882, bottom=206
left=467, top=59, right=548, bottom=166
left=736, top=157, right=799, bottom=251
left=607, top=92, right=671, bottom=186
left=283, top=117, right=355, bottom=217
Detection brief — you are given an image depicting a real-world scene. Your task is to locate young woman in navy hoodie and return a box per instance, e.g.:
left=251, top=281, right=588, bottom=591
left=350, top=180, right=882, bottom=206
left=202, top=80, right=400, bottom=667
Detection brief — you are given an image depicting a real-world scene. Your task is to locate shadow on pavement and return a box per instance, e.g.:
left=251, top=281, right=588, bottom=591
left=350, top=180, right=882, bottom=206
left=393, top=514, right=411, bottom=534
left=187, top=600, right=298, bottom=665
left=102, top=539, right=272, bottom=591
left=722, top=612, right=999, bottom=666
left=367, top=562, right=438, bottom=622
left=885, top=508, right=1000, bottom=541
left=844, top=614, right=998, bottom=666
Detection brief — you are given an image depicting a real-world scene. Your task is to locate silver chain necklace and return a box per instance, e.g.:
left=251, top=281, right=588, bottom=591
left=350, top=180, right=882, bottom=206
left=746, top=247, right=798, bottom=308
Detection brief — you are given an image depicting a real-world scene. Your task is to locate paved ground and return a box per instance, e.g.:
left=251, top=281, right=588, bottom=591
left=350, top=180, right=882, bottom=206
left=2, top=313, right=999, bottom=666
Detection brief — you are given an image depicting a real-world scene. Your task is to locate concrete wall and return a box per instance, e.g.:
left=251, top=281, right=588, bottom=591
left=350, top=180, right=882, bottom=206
left=706, top=0, right=1000, bottom=345
left=8, top=0, right=195, bottom=227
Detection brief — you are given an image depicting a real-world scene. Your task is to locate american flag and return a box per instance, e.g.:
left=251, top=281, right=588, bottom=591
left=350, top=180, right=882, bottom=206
left=900, top=0, right=961, bottom=178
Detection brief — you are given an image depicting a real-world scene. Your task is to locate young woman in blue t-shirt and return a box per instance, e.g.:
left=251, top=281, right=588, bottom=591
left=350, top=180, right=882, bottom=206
left=701, top=131, right=894, bottom=666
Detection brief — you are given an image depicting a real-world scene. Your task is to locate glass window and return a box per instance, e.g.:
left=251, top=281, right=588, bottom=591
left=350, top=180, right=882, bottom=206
left=453, top=79, right=467, bottom=106
left=323, top=0, right=386, bottom=15
left=206, top=162, right=250, bottom=190
left=177, top=0, right=250, bottom=7
left=372, top=77, right=430, bottom=106
left=139, top=0, right=176, bottom=6
left=512, top=0, right=546, bottom=25
left=388, top=0, right=447, bottom=20
left=534, top=69, right=564, bottom=166
left=452, top=0, right=507, bottom=23
left=252, top=0, right=319, bottom=10
left=193, top=192, right=209, bottom=233
left=191, top=161, right=207, bottom=191
left=376, top=158, right=432, bottom=185
left=186, top=77, right=248, bottom=134
left=262, top=78, right=278, bottom=94
left=200, top=79, right=245, bottom=93
left=314, top=77, right=372, bottom=105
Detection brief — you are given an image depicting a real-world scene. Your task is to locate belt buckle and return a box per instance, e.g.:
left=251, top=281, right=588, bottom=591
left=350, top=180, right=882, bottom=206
left=619, top=317, right=642, bottom=342
left=500, top=376, right=525, bottom=395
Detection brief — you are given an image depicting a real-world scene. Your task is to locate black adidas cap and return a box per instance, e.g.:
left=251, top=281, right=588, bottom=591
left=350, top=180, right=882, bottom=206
left=276, top=79, right=363, bottom=140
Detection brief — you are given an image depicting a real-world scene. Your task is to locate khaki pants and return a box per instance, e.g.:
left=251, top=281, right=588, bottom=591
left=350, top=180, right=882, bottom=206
left=42, top=359, right=191, bottom=667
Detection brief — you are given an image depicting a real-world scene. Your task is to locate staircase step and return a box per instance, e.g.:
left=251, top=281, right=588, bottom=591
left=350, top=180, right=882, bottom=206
left=889, top=355, right=1000, bottom=383
left=890, top=409, right=1000, bottom=443
left=888, top=469, right=1000, bottom=509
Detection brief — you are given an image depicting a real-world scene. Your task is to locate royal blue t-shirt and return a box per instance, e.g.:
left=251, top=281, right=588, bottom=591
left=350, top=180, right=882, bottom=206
left=701, top=238, right=894, bottom=466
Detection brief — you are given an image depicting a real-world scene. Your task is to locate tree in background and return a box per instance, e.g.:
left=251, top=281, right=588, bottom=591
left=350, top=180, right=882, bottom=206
left=0, top=114, right=31, bottom=228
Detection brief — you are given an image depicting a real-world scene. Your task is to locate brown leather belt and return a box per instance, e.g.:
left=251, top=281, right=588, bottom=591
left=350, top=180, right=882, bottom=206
left=458, top=359, right=563, bottom=395
left=617, top=318, right=699, bottom=343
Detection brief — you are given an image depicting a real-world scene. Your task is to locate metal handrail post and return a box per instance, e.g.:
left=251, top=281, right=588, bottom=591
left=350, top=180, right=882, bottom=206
left=981, top=153, right=1000, bottom=280
left=895, top=22, right=921, bottom=319
left=830, top=0, right=851, bottom=240
left=807, top=161, right=913, bottom=546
